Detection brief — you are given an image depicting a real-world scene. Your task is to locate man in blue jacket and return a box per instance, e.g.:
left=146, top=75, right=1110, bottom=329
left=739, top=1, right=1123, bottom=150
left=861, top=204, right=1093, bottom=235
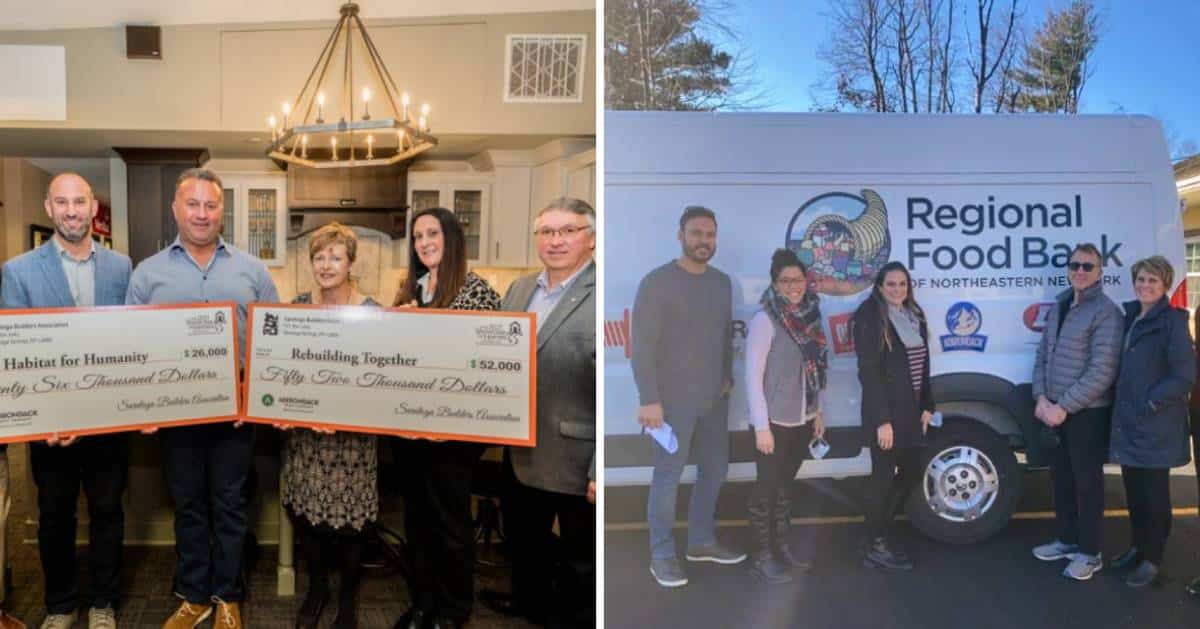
left=1, top=172, right=132, bottom=629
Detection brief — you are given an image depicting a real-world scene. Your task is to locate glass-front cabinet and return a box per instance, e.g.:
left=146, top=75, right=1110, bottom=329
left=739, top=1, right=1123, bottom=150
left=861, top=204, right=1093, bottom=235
left=406, top=172, right=492, bottom=266
left=220, top=173, right=287, bottom=267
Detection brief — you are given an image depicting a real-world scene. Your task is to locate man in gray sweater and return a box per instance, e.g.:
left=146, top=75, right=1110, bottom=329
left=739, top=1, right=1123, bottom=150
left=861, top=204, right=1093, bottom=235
left=633, top=206, right=744, bottom=588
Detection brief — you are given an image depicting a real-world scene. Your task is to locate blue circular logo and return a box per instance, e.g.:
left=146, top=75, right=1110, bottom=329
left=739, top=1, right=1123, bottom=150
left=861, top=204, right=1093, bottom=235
left=946, top=302, right=982, bottom=337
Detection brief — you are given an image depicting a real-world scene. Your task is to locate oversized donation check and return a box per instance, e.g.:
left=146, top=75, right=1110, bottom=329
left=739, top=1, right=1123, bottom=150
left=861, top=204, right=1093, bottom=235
left=244, top=304, right=537, bottom=446
left=0, top=304, right=241, bottom=443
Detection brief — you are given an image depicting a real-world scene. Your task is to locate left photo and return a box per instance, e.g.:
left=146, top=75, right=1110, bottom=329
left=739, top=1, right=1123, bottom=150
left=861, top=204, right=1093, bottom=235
left=0, top=1, right=596, bottom=628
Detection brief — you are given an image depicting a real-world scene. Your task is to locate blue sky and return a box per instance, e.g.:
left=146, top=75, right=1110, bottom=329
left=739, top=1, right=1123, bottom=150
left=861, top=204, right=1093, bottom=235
left=721, top=0, right=1199, bottom=159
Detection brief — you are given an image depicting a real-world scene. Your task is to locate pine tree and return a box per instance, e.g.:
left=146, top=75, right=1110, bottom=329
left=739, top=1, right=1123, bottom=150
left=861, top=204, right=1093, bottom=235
left=1012, top=1, right=1099, bottom=113
left=605, top=0, right=739, bottom=110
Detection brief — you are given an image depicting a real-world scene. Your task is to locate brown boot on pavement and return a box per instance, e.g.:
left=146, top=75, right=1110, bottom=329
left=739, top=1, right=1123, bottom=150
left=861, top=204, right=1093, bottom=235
left=161, top=601, right=211, bottom=629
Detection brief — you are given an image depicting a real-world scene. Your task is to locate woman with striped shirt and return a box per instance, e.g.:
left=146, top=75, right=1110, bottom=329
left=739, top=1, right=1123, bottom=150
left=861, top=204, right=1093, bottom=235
left=853, top=261, right=935, bottom=571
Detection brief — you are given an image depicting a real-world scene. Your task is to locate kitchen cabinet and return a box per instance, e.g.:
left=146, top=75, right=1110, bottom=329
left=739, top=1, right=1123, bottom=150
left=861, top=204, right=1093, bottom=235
left=220, top=173, right=287, bottom=267
left=406, top=172, right=493, bottom=265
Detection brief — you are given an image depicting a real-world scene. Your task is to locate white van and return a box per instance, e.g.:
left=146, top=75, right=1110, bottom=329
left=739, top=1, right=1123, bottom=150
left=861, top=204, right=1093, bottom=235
left=603, top=111, right=1184, bottom=544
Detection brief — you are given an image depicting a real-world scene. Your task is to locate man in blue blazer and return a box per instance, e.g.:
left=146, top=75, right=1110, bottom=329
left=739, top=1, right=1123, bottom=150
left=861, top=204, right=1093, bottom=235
left=0, top=172, right=131, bottom=629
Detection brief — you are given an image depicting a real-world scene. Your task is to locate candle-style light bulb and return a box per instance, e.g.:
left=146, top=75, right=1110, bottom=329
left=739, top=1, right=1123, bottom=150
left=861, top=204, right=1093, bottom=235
left=300, top=134, right=308, bottom=159
left=366, top=134, right=374, bottom=159
left=401, top=92, right=410, bottom=120
left=397, top=129, right=405, bottom=151
left=330, top=136, right=338, bottom=161
left=268, top=114, right=277, bottom=141
left=420, top=103, right=431, bottom=131
left=316, top=91, right=326, bottom=123
left=362, top=87, right=371, bottom=120
left=418, top=116, right=427, bottom=133
left=281, top=102, right=291, bottom=129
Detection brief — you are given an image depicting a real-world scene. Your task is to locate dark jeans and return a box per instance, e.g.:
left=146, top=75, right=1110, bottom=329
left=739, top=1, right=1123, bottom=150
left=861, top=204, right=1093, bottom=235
left=29, top=434, right=129, bottom=614
left=864, top=444, right=923, bottom=541
left=161, top=423, right=255, bottom=603
left=501, top=455, right=595, bottom=629
left=401, top=439, right=484, bottom=625
left=1048, top=406, right=1110, bottom=556
left=1120, top=465, right=1172, bottom=564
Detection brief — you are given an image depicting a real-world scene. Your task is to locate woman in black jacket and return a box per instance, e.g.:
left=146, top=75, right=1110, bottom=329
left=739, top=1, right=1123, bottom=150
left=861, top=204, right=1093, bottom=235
left=1109, top=256, right=1195, bottom=588
left=853, top=261, right=935, bottom=571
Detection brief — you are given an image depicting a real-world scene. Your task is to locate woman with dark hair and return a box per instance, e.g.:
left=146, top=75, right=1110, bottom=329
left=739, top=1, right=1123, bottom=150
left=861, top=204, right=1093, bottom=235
left=744, top=249, right=828, bottom=583
left=391, top=207, right=500, bottom=629
left=853, top=261, right=934, bottom=571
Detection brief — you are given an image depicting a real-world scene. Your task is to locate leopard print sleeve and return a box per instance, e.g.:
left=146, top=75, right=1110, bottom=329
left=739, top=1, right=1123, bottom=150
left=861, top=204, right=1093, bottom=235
left=448, top=272, right=501, bottom=311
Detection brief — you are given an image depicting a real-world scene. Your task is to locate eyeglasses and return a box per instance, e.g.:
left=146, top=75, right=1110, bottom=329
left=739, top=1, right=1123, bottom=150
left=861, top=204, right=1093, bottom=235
left=533, top=225, right=591, bottom=239
left=776, top=278, right=807, bottom=287
left=1067, top=262, right=1096, bottom=272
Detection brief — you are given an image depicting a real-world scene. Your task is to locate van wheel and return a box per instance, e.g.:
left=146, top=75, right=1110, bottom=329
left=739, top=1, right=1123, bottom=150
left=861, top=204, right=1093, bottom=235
left=905, top=419, right=1020, bottom=545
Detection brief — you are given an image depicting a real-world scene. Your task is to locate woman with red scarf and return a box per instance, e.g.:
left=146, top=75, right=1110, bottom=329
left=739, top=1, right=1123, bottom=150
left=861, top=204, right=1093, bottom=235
left=744, top=248, right=829, bottom=584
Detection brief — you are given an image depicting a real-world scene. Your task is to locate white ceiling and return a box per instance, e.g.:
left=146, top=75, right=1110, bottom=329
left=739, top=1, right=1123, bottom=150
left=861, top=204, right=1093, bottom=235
left=0, top=0, right=595, bottom=31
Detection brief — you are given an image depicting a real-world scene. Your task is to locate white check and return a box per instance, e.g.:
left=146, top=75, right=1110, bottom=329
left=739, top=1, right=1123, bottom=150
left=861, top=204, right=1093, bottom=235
left=244, top=304, right=537, bottom=446
left=0, top=304, right=241, bottom=443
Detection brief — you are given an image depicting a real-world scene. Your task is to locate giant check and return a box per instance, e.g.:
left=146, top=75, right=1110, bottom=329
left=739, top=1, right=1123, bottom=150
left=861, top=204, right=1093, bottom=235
left=244, top=304, right=536, bottom=446
left=0, top=304, right=241, bottom=443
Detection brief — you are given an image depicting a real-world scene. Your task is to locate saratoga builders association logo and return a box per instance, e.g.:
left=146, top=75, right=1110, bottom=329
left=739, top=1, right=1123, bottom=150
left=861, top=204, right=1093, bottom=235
left=787, top=189, right=892, bottom=296
left=475, top=320, right=524, bottom=346
left=941, top=301, right=988, bottom=352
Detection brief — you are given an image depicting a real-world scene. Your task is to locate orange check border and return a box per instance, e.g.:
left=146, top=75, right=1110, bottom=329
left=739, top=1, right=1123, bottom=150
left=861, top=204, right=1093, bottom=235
left=243, top=303, right=537, bottom=447
left=0, top=302, right=242, bottom=444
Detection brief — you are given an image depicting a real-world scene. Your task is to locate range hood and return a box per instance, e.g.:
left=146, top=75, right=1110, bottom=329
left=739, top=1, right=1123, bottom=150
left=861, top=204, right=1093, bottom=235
left=287, top=208, right=407, bottom=240
left=286, top=163, right=408, bottom=239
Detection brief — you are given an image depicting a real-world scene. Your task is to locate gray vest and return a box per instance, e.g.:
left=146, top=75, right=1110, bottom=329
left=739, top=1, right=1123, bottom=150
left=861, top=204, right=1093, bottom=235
left=763, top=313, right=811, bottom=423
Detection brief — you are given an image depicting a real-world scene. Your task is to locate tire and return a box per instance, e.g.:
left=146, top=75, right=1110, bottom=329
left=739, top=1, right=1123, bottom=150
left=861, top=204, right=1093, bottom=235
left=905, top=418, right=1021, bottom=545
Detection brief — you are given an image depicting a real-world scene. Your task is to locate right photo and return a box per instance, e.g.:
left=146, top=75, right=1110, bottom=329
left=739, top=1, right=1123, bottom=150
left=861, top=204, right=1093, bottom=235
left=600, top=1, right=1200, bottom=627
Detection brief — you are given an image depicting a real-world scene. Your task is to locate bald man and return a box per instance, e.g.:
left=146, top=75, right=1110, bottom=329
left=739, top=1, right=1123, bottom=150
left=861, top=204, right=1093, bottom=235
left=0, top=172, right=132, bottom=629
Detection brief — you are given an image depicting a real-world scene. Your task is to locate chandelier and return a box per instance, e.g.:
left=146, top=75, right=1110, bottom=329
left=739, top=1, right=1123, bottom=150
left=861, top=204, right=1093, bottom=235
left=265, top=2, right=437, bottom=169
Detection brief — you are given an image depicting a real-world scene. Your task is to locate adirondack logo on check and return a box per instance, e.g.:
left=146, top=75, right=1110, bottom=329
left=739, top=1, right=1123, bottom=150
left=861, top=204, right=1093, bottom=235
left=475, top=321, right=522, bottom=346
left=262, top=312, right=279, bottom=336
left=261, top=394, right=275, bottom=407
left=185, top=311, right=227, bottom=336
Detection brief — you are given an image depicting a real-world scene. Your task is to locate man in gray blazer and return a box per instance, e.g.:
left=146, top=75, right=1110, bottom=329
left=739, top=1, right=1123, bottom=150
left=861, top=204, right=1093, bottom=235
left=480, top=197, right=596, bottom=628
left=0, top=172, right=132, bottom=629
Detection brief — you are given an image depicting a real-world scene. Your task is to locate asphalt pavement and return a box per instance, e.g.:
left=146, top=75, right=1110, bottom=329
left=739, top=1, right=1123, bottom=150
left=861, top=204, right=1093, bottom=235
left=604, top=467, right=1200, bottom=628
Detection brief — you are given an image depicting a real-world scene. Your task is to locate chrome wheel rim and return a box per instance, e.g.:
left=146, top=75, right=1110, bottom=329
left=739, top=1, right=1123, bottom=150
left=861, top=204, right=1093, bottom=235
left=923, top=445, right=1000, bottom=523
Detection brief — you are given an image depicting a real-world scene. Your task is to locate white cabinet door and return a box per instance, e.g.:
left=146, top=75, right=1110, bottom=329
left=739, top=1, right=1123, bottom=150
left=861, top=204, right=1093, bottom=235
left=221, top=173, right=287, bottom=267
left=406, top=173, right=493, bottom=266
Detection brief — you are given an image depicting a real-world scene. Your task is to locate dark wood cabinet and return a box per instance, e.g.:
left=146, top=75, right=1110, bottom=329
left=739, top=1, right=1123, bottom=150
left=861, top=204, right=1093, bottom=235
left=287, top=163, right=406, bottom=209
left=114, top=148, right=209, bottom=266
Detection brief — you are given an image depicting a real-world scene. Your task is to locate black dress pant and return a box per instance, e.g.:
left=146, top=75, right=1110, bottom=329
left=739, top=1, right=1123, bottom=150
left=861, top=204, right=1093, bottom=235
left=401, top=439, right=484, bottom=624
left=29, top=433, right=129, bottom=614
left=1120, top=466, right=1172, bottom=564
left=864, top=444, right=923, bottom=540
left=501, top=455, right=595, bottom=629
left=1047, top=406, right=1110, bottom=556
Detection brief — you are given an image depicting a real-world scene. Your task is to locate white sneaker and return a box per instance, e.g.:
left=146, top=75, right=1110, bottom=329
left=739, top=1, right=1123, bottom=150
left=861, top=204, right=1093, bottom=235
left=39, top=613, right=76, bottom=629
left=86, top=607, right=116, bottom=629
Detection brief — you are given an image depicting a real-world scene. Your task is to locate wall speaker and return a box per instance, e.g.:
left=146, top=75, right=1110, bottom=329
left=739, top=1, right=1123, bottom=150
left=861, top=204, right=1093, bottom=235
left=126, top=25, right=161, bottom=60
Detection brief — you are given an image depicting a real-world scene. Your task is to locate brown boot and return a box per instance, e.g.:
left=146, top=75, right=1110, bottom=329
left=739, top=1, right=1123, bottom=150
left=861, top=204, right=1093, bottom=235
left=162, top=601, right=212, bottom=629
left=212, top=600, right=242, bottom=629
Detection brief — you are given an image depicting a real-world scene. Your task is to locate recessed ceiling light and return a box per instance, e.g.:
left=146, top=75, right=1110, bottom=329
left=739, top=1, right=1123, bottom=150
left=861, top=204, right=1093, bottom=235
left=246, top=137, right=265, bottom=144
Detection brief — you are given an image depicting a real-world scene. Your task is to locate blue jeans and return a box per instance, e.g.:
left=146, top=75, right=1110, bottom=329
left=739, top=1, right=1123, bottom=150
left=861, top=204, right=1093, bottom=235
left=161, top=423, right=255, bottom=603
left=647, top=398, right=730, bottom=560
